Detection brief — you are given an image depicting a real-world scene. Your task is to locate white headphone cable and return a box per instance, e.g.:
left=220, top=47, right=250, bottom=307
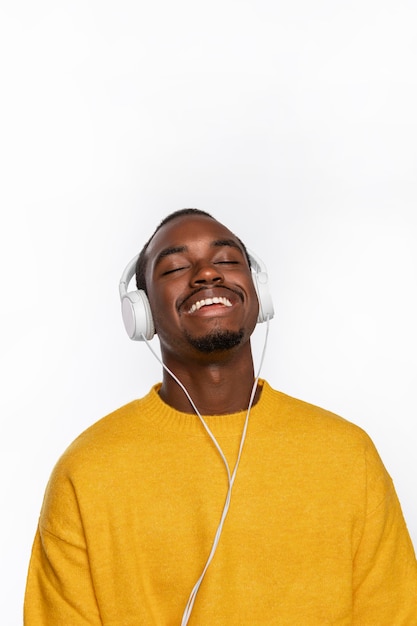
left=141, top=337, right=232, bottom=482
left=141, top=316, right=270, bottom=625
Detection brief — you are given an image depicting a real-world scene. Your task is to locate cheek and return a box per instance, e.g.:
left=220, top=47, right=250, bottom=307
left=248, top=280, right=260, bottom=316
left=147, top=291, right=177, bottom=335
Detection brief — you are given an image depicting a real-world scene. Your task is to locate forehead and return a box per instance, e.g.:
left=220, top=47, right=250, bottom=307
left=146, top=215, right=244, bottom=262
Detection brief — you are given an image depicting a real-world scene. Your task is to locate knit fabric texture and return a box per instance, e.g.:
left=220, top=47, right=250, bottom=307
left=24, top=380, right=417, bottom=624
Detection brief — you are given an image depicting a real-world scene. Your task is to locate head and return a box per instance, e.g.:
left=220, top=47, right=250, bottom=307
left=135, top=208, right=251, bottom=294
left=136, top=209, right=260, bottom=359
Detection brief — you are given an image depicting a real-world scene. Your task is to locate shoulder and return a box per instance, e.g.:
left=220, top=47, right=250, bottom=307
left=48, top=385, right=162, bottom=480
left=260, top=379, right=369, bottom=438
left=259, top=380, right=393, bottom=512
left=260, top=380, right=390, bottom=478
left=39, top=387, right=162, bottom=533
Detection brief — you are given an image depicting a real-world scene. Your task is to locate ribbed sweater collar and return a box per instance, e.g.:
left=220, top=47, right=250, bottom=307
left=134, top=378, right=273, bottom=436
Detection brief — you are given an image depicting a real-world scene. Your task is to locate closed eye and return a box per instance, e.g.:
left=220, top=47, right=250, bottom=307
left=161, top=266, right=188, bottom=275
left=214, top=260, right=240, bottom=265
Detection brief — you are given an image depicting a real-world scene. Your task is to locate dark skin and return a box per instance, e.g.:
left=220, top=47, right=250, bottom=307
left=144, top=214, right=261, bottom=415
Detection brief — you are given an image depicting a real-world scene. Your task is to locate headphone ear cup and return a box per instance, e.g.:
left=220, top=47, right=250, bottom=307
left=252, top=270, right=275, bottom=324
left=121, top=290, right=155, bottom=341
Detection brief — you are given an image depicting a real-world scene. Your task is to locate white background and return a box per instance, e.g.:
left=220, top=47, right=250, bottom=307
left=1, top=1, right=416, bottom=623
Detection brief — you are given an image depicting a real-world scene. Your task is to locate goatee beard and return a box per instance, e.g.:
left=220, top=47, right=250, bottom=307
left=185, top=329, right=244, bottom=353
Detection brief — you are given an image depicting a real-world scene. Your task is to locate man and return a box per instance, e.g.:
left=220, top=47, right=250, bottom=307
left=25, top=208, right=417, bottom=624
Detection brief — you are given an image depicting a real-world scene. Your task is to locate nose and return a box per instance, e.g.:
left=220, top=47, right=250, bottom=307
left=190, top=261, right=224, bottom=286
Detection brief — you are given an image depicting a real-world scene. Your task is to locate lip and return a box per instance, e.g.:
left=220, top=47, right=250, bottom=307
left=178, top=286, right=243, bottom=315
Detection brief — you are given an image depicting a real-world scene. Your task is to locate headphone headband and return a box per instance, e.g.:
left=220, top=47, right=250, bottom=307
left=119, top=253, right=140, bottom=300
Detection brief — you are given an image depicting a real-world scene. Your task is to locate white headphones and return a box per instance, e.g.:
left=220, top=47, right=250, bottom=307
left=119, top=249, right=274, bottom=341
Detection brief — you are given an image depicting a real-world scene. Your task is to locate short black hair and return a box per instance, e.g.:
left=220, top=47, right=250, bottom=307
left=135, top=208, right=251, bottom=293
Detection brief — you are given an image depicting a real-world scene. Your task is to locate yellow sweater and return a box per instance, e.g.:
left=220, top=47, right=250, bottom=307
left=25, top=380, right=417, bottom=625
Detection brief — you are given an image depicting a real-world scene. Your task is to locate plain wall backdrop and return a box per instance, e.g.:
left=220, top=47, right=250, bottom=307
left=1, top=1, right=416, bottom=623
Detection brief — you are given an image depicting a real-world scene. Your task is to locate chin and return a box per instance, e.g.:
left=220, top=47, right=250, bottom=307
left=184, top=328, right=244, bottom=353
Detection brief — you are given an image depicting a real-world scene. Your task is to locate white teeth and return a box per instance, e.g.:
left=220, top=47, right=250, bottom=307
left=188, top=296, right=232, bottom=314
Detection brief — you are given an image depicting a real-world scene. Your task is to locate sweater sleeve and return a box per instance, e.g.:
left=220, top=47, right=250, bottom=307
left=24, top=526, right=102, bottom=625
left=352, top=438, right=417, bottom=623
left=24, top=461, right=102, bottom=625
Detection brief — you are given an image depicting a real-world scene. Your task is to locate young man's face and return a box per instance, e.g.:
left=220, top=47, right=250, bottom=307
left=144, top=214, right=259, bottom=360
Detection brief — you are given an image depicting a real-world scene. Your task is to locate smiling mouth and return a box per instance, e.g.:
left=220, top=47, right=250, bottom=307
left=188, top=296, right=233, bottom=314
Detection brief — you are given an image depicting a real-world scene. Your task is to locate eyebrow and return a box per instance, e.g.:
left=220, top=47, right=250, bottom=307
left=154, top=239, right=243, bottom=268
left=212, top=239, right=243, bottom=253
left=154, top=246, right=187, bottom=269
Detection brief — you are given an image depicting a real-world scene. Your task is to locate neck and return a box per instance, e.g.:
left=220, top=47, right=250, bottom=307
left=158, top=344, right=259, bottom=415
